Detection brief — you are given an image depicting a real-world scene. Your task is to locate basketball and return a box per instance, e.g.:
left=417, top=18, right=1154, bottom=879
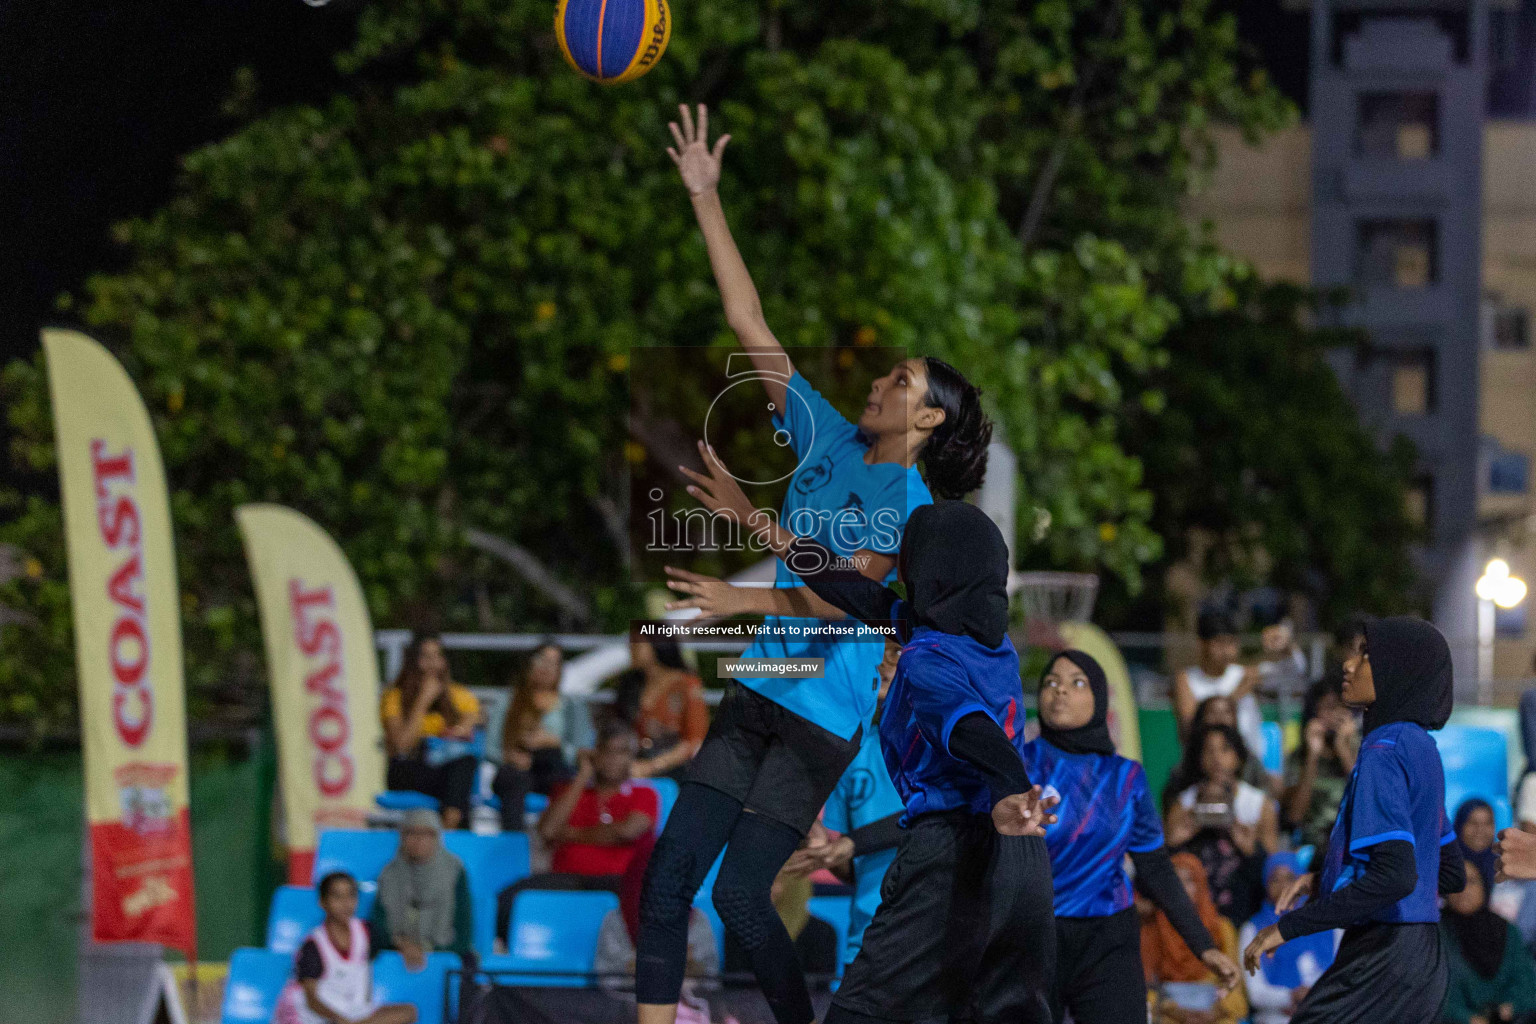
left=555, top=0, right=671, bottom=85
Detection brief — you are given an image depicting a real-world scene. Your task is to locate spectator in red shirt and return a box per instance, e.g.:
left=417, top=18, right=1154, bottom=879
left=496, top=724, right=659, bottom=945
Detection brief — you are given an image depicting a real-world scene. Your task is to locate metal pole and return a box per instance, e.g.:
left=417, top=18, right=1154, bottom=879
left=1479, top=596, right=1495, bottom=706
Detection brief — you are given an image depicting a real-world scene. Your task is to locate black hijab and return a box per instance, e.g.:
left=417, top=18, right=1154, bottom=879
left=1361, top=617, right=1454, bottom=735
left=899, top=501, right=1009, bottom=648
left=1037, top=650, right=1116, bottom=756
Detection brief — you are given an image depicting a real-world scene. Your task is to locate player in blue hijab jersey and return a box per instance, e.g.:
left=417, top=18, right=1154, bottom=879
left=1244, top=616, right=1466, bottom=1024
left=1024, top=649, right=1239, bottom=1022
left=781, top=500, right=1060, bottom=1024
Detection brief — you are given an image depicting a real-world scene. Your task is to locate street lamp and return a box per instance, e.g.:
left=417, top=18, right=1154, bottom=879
left=1476, top=558, right=1528, bottom=704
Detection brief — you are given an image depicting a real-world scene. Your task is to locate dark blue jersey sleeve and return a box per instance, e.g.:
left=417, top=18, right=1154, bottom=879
left=1349, top=744, right=1416, bottom=853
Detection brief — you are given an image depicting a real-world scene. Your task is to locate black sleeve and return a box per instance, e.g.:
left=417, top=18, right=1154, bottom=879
left=946, top=711, right=1032, bottom=803
left=848, top=813, right=903, bottom=857
left=1439, top=838, right=1467, bottom=895
left=1130, top=846, right=1215, bottom=956
left=782, top=536, right=902, bottom=635
left=295, top=938, right=323, bottom=981
left=1277, top=839, right=1416, bottom=940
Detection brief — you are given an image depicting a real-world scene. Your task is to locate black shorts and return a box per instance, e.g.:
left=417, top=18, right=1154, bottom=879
left=1290, top=921, right=1445, bottom=1024
left=684, top=683, right=861, bottom=835
left=832, top=811, right=1056, bottom=1024
left=1054, top=908, right=1145, bottom=1024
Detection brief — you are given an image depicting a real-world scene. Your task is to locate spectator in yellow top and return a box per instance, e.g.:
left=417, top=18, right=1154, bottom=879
left=381, top=633, right=482, bottom=829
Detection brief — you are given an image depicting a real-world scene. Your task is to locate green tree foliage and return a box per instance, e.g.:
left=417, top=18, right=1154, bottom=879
left=1100, top=281, right=1423, bottom=630
left=0, top=0, right=1287, bottom=727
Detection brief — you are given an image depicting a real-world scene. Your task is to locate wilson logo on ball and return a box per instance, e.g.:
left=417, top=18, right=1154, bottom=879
left=556, top=0, right=672, bottom=84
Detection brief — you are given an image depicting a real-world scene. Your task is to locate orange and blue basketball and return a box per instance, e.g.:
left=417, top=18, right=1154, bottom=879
left=555, top=0, right=671, bottom=85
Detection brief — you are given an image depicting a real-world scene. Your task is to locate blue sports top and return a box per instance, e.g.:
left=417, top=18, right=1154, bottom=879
left=878, top=624, right=1026, bottom=823
left=738, top=371, right=931, bottom=740
left=1021, top=738, right=1164, bottom=917
left=1317, top=721, right=1452, bottom=924
left=823, top=717, right=905, bottom=961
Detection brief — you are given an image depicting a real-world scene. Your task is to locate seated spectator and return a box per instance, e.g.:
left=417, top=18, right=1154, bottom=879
left=381, top=633, right=481, bottom=829
left=496, top=726, right=658, bottom=943
left=1174, top=609, right=1263, bottom=758
left=722, top=867, right=839, bottom=979
left=369, top=809, right=476, bottom=971
left=276, top=872, right=418, bottom=1024
left=1165, top=696, right=1273, bottom=806
left=1165, top=723, right=1277, bottom=926
left=1141, top=852, right=1248, bottom=1024
left=593, top=831, right=719, bottom=990
left=492, top=641, right=593, bottom=832
left=1441, top=865, right=1536, bottom=1024
left=1459, top=798, right=1500, bottom=893
left=1282, top=675, right=1360, bottom=851
left=1238, top=853, right=1337, bottom=1024
left=613, top=635, right=708, bottom=780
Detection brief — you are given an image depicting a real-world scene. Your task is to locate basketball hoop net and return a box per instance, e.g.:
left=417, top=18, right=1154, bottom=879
left=1014, top=571, right=1098, bottom=648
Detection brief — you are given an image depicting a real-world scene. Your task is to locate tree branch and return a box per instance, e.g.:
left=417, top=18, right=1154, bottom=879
left=462, top=526, right=592, bottom=624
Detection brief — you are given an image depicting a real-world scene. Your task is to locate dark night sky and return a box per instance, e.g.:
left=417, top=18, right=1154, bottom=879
left=0, top=0, right=1309, bottom=421
left=0, top=0, right=359, bottom=369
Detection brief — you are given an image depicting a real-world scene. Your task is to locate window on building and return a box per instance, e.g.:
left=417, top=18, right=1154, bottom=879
left=1405, top=475, right=1434, bottom=538
left=1357, top=220, right=1437, bottom=290
left=1390, top=350, right=1434, bottom=415
left=1356, top=92, right=1439, bottom=160
left=1483, top=294, right=1531, bottom=350
left=1490, top=451, right=1530, bottom=494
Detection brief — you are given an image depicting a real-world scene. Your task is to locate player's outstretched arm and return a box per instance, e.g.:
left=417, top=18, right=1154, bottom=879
left=667, top=103, right=791, bottom=408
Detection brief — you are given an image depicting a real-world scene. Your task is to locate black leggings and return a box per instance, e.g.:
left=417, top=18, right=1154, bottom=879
left=1053, top=909, right=1145, bottom=1024
left=386, top=754, right=478, bottom=822
left=635, top=782, right=810, bottom=1024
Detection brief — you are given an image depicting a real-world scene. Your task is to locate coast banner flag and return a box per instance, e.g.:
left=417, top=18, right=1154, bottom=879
left=45, top=328, right=197, bottom=960
left=236, top=504, right=384, bottom=883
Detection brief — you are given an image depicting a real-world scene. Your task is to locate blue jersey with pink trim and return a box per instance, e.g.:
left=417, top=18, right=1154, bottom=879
left=1317, top=721, right=1451, bottom=924
left=1021, top=739, right=1163, bottom=917
left=878, top=626, right=1026, bottom=823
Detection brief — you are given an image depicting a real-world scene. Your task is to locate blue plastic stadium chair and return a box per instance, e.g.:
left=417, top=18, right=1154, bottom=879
left=808, top=895, right=854, bottom=977
left=265, top=885, right=323, bottom=954
left=441, top=831, right=532, bottom=954
left=375, top=790, right=442, bottom=812
left=1295, top=845, right=1315, bottom=872
left=1440, top=726, right=1512, bottom=828
left=526, top=792, right=550, bottom=815
left=221, top=948, right=292, bottom=1024
left=312, top=829, right=400, bottom=903
left=641, top=777, right=680, bottom=831
left=373, top=951, right=457, bottom=1024
left=1260, top=721, right=1284, bottom=776
left=491, top=889, right=620, bottom=987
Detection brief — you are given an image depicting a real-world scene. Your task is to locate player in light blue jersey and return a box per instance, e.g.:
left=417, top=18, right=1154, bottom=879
left=1023, top=650, right=1239, bottom=1022
left=637, top=105, right=993, bottom=1024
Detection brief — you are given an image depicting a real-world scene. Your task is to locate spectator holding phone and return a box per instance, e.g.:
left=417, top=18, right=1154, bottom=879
left=1165, top=697, right=1274, bottom=809
left=1282, top=675, right=1359, bottom=851
left=1166, top=724, right=1279, bottom=926
left=1142, top=853, right=1249, bottom=1024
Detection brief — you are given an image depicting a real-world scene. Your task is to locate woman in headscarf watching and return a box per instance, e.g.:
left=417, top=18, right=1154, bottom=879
left=1140, top=853, right=1249, bottom=1024
left=369, top=809, right=476, bottom=971
left=1243, top=617, right=1467, bottom=1024
left=1456, top=798, right=1500, bottom=895
left=1023, top=649, right=1239, bottom=1022
left=1440, top=863, right=1536, bottom=1024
